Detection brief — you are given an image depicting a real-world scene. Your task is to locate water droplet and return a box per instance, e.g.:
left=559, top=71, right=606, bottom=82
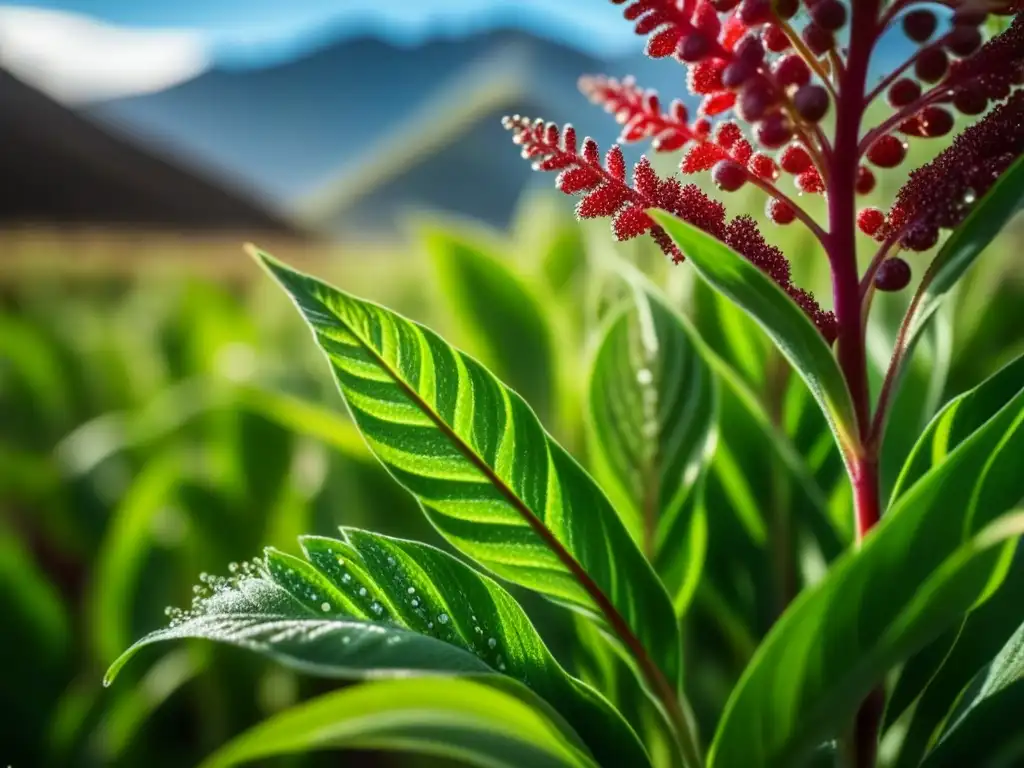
left=499, top=663, right=506, bottom=671
left=336, top=556, right=345, bottom=566
left=228, top=562, right=238, bottom=573
left=438, top=613, right=449, bottom=625
left=428, top=622, right=434, bottom=629
left=358, top=587, right=367, bottom=597
left=411, top=599, right=419, bottom=607
left=636, top=368, right=653, bottom=385
left=964, top=188, right=977, bottom=204
left=371, top=602, right=383, bottom=614
left=321, top=602, right=331, bottom=612
left=342, top=636, right=351, bottom=645
left=407, top=586, right=416, bottom=594
left=342, top=573, right=352, bottom=583
left=488, top=637, right=497, bottom=649
left=387, top=556, right=396, bottom=565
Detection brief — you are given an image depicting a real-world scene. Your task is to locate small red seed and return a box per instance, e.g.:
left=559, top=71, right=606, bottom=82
left=780, top=143, right=812, bottom=174
left=794, top=84, right=830, bottom=122
left=723, top=59, right=757, bottom=88
left=857, top=207, right=886, bottom=236
left=710, top=0, right=740, bottom=10
left=773, top=53, right=811, bottom=88
left=736, top=34, right=766, bottom=65
left=903, top=9, right=937, bottom=43
left=712, top=160, right=748, bottom=191
left=773, top=0, right=799, bottom=19
left=678, top=32, right=711, bottom=62
left=887, top=78, right=921, bottom=108
left=748, top=152, right=780, bottom=181
left=919, top=106, right=955, bottom=137
left=762, top=24, right=792, bottom=53
left=945, top=25, right=983, bottom=57
left=738, top=77, right=777, bottom=122
left=867, top=135, right=907, bottom=168
left=738, top=0, right=773, bottom=26
left=874, top=258, right=912, bottom=291
left=953, top=89, right=988, bottom=115
left=903, top=224, right=939, bottom=251
left=755, top=113, right=794, bottom=149
left=810, top=0, right=847, bottom=31
left=915, top=46, right=949, bottom=83
left=802, top=22, right=835, bottom=55
left=855, top=166, right=876, bottom=195
left=767, top=198, right=796, bottom=224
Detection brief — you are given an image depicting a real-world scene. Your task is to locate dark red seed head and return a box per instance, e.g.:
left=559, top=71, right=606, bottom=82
left=810, top=0, right=847, bottom=31
left=710, top=0, right=741, bottom=10
left=767, top=198, right=796, bottom=224
left=773, top=53, right=811, bottom=88
left=903, top=224, right=940, bottom=251
left=679, top=32, right=711, bottom=62
left=773, top=0, right=799, bottom=19
left=780, top=143, right=812, bottom=173
left=857, top=207, right=886, bottom=236
left=736, top=34, right=766, bottom=65
left=738, top=0, right=774, bottom=25
left=855, top=165, right=876, bottom=195
left=888, top=78, right=921, bottom=107
left=738, top=77, right=777, bottom=121
left=794, top=84, right=830, bottom=122
left=723, top=60, right=757, bottom=88
left=867, top=134, right=907, bottom=168
left=915, top=46, right=949, bottom=83
left=953, top=89, right=988, bottom=115
left=945, top=25, right=983, bottom=57
left=755, top=112, right=794, bottom=149
left=874, top=258, right=912, bottom=291
left=802, top=22, right=835, bottom=55
left=713, top=160, right=748, bottom=191
left=918, top=106, right=955, bottom=137
left=763, top=24, right=792, bottom=53
left=903, top=9, right=937, bottom=43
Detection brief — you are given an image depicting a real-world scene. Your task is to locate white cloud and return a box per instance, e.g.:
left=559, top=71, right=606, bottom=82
left=0, top=6, right=210, bottom=104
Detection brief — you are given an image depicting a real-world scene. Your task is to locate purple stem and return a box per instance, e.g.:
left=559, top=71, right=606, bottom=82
left=827, top=6, right=886, bottom=766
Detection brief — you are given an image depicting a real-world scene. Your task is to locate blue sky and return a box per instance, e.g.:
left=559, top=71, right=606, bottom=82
left=8, top=0, right=640, bottom=65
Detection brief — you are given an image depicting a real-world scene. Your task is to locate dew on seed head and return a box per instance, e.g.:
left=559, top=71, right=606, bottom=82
left=321, top=602, right=331, bottom=612
left=963, top=188, right=977, bottom=204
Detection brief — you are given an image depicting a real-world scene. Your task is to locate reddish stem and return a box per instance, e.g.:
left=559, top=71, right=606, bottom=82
left=829, top=3, right=885, bottom=763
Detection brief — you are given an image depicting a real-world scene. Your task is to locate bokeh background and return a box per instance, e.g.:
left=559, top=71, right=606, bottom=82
left=3, top=2, right=1023, bottom=767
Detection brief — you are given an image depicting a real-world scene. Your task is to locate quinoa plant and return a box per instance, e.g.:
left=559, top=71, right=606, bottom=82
left=107, top=3, right=1024, bottom=767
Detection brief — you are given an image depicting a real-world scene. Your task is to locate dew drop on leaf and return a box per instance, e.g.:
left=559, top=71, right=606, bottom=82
left=320, top=602, right=331, bottom=612
left=438, top=613, right=449, bottom=625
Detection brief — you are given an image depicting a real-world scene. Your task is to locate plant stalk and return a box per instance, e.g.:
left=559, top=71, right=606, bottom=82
left=827, top=2, right=886, bottom=765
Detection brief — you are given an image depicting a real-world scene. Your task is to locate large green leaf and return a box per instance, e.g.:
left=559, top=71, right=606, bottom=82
left=922, top=620, right=1024, bottom=768
left=708, top=373, right=1024, bottom=767
left=107, top=529, right=649, bottom=767
left=250, top=246, right=681, bottom=694
left=197, top=677, right=596, bottom=768
left=650, top=211, right=858, bottom=465
left=586, top=283, right=716, bottom=569
left=900, top=154, right=1024, bottom=376
left=891, top=351, right=1024, bottom=505
left=888, top=552, right=1024, bottom=768
left=421, top=222, right=558, bottom=421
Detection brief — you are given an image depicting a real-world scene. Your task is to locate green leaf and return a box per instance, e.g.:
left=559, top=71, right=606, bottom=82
left=891, top=351, right=1024, bottom=504
left=197, top=677, right=597, bottom=768
left=923, top=620, right=1024, bottom=768
left=708, top=375, right=1024, bottom=767
left=901, top=154, right=1024, bottom=371
left=649, top=210, right=859, bottom=465
left=887, top=552, right=1024, bottom=768
left=586, top=284, right=716, bottom=569
left=107, top=529, right=649, bottom=768
left=250, top=246, right=681, bottom=694
left=421, top=222, right=558, bottom=421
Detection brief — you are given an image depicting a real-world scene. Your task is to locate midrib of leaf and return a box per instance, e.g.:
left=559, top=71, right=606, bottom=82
left=331, top=295, right=695, bottom=766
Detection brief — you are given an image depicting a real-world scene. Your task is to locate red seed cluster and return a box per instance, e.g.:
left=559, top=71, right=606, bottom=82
left=579, top=75, right=700, bottom=151
left=945, top=13, right=1024, bottom=104
left=889, top=89, right=1024, bottom=250
left=502, top=113, right=835, bottom=339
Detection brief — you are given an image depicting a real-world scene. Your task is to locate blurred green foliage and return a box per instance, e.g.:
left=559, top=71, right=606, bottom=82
left=2, top=188, right=1023, bottom=767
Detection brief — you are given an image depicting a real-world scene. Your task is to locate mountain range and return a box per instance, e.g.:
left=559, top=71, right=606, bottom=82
left=85, top=27, right=912, bottom=235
